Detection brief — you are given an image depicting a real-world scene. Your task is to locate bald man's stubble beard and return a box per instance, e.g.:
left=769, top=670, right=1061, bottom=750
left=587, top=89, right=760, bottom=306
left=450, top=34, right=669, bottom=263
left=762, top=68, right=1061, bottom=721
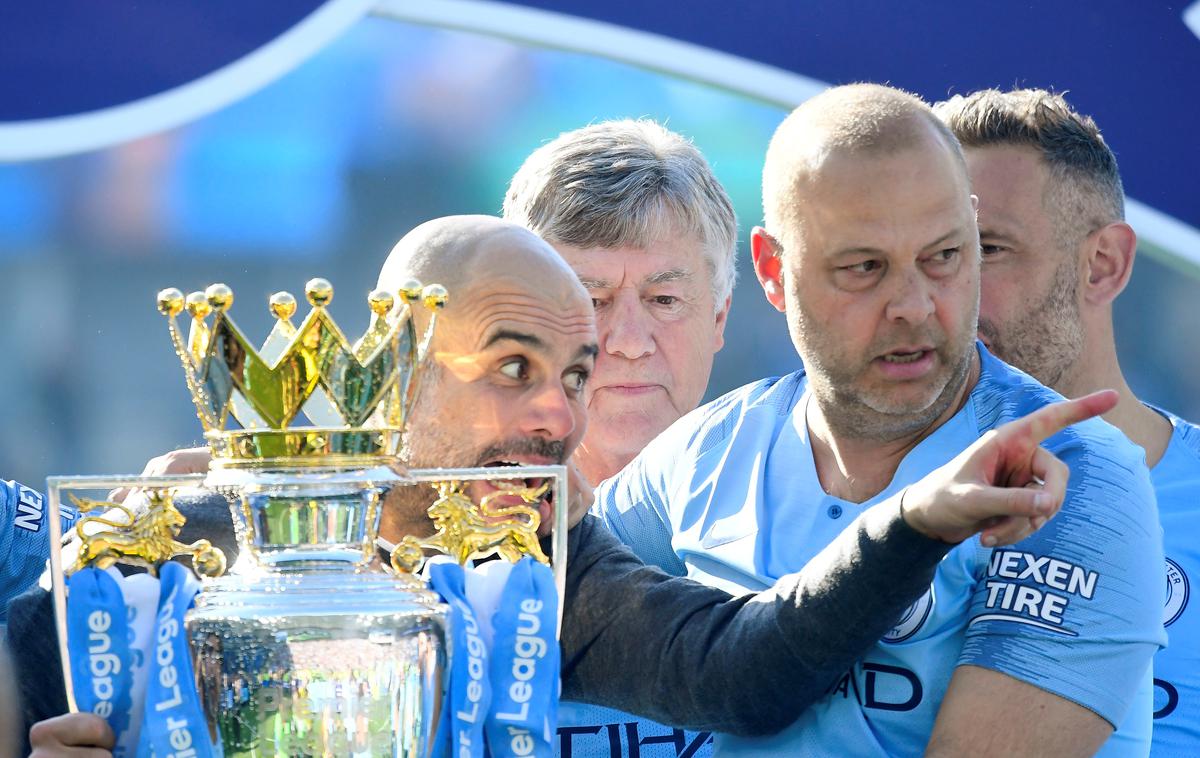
left=814, top=346, right=974, bottom=443
left=796, top=310, right=979, bottom=444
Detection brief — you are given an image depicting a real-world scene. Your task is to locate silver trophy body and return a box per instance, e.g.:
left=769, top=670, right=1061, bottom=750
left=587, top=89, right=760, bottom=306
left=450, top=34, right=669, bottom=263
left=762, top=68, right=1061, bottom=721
left=187, top=465, right=447, bottom=757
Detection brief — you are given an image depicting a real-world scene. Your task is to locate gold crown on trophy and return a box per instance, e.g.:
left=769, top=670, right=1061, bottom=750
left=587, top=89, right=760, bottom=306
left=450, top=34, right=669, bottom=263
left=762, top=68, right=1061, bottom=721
left=156, top=277, right=446, bottom=465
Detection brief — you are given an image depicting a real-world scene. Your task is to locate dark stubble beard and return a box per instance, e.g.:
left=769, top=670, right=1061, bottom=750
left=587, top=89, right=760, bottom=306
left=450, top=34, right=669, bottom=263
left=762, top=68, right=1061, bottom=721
left=796, top=299, right=979, bottom=444
left=389, top=399, right=568, bottom=539
left=977, top=252, right=1082, bottom=390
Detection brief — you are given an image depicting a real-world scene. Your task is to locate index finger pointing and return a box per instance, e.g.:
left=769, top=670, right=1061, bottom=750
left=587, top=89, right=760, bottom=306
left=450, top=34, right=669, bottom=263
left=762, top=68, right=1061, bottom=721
left=1016, top=389, right=1119, bottom=445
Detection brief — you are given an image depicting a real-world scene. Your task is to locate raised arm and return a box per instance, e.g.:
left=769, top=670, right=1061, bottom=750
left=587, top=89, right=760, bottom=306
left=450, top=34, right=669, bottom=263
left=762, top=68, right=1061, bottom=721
left=560, top=391, right=1120, bottom=735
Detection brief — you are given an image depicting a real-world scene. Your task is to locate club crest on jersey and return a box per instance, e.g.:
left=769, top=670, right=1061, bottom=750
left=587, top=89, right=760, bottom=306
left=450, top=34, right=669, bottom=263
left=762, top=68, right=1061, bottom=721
left=883, top=586, right=934, bottom=643
left=1165, top=557, right=1189, bottom=627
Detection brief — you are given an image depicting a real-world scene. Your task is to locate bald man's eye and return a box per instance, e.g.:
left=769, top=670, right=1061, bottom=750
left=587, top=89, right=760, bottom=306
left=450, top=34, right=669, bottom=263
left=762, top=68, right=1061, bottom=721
left=564, top=368, right=589, bottom=394
left=498, top=358, right=528, bottom=381
left=846, top=260, right=880, bottom=274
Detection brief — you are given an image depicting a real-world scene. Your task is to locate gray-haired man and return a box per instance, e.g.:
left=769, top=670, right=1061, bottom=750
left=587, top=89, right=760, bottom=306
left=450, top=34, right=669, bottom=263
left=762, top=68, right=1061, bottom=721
left=504, top=120, right=735, bottom=757
left=505, top=120, right=735, bottom=492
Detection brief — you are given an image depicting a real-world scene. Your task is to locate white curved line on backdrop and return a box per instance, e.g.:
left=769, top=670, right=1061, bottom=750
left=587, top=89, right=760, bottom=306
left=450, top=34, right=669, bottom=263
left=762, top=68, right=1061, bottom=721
left=1185, top=1, right=1200, bottom=41
left=0, top=0, right=376, bottom=162
left=374, top=0, right=1200, bottom=274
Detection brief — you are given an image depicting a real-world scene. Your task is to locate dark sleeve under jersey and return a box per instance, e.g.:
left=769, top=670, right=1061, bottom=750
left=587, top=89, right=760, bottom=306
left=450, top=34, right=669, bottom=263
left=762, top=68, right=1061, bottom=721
left=558, top=499, right=950, bottom=737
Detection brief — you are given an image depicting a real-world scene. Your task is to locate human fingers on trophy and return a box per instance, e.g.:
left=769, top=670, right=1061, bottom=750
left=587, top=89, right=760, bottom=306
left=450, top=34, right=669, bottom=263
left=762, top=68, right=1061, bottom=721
left=28, top=712, right=115, bottom=755
left=107, top=447, right=211, bottom=504
left=562, top=458, right=594, bottom=533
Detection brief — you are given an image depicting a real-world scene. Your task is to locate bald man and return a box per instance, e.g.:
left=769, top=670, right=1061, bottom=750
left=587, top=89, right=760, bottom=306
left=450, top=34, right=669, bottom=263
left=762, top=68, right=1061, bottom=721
left=595, top=85, right=1164, bottom=756
left=17, top=216, right=1107, bottom=755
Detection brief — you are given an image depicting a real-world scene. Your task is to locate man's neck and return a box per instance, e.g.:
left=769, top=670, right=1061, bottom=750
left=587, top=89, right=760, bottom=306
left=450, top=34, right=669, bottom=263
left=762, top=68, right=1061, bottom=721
left=807, top=354, right=980, bottom=504
left=1056, top=334, right=1173, bottom=467
left=574, top=444, right=632, bottom=489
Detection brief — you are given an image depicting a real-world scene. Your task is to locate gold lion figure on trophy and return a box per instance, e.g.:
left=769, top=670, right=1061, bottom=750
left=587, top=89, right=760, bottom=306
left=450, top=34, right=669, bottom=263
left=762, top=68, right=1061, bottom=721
left=390, top=479, right=550, bottom=574
left=68, top=490, right=227, bottom=577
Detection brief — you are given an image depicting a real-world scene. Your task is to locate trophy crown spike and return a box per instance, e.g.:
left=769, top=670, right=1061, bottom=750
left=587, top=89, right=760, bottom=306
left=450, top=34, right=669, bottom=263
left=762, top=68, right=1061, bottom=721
left=305, top=277, right=333, bottom=306
left=398, top=279, right=424, bottom=303
left=268, top=291, right=297, bottom=320
left=157, top=287, right=184, bottom=317
left=205, top=283, right=233, bottom=312
left=185, top=291, right=211, bottom=320
left=159, top=278, right=443, bottom=465
left=422, top=283, right=449, bottom=311
left=367, top=288, right=395, bottom=317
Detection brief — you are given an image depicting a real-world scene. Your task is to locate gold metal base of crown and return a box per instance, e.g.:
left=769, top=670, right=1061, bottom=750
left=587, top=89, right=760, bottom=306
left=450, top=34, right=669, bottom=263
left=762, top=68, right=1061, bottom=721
left=206, top=427, right=403, bottom=468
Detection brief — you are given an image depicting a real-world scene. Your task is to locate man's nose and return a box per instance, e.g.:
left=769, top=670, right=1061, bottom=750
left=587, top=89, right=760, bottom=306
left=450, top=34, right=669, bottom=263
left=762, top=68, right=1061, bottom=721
left=603, top=291, right=655, bottom=359
left=523, top=381, right=577, bottom=441
left=884, top=267, right=935, bottom=324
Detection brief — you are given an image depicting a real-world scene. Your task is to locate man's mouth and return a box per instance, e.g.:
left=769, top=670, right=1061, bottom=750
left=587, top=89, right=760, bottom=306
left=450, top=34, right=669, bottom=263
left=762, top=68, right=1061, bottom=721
left=873, top=346, right=937, bottom=378
left=482, top=459, right=550, bottom=493
left=880, top=349, right=930, bottom=364
left=596, top=383, right=663, bottom=396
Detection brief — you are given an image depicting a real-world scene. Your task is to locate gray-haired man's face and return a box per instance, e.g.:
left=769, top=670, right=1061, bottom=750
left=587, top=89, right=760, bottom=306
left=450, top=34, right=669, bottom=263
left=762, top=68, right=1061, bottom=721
left=553, top=235, right=729, bottom=484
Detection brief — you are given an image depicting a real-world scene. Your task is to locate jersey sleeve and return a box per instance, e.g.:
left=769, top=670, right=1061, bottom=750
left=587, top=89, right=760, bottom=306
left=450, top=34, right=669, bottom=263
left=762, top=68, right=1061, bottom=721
left=0, top=480, right=76, bottom=621
left=957, top=433, right=1165, bottom=728
left=595, top=430, right=689, bottom=576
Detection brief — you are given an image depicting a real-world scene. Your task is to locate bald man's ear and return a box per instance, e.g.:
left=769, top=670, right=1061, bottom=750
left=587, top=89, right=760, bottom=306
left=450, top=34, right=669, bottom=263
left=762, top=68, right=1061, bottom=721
left=1083, top=221, right=1136, bottom=307
left=751, top=227, right=787, bottom=312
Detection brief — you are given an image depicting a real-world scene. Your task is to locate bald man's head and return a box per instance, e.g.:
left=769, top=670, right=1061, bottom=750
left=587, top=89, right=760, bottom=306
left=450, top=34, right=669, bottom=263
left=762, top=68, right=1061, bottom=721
left=762, top=84, right=967, bottom=247
left=372, top=215, right=598, bottom=542
left=378, top=215, right=582, bottom=299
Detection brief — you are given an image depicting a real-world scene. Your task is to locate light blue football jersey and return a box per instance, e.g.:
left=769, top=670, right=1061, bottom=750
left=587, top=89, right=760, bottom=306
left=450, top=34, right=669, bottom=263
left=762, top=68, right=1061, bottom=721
left=597, top=346, right=1164, bottom=756
left=556, top=701, right=712, bottom=758
left=0, top=479, right=77, bottom=623
left=1149, top=410, right=1200, bottom=756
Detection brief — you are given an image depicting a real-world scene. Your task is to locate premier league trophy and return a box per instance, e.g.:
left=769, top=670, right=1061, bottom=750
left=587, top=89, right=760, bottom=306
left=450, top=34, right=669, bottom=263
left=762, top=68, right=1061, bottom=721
left=46, top=278, right=567, bottom=757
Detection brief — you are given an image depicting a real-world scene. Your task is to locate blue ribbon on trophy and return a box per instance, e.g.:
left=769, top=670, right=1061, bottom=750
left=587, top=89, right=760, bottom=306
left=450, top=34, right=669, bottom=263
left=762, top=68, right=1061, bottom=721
left=61, top=493, right=220, bottom=758
left=428, top=556, right=559, bottom=758
left=138, top=562, right=211, bottom=758
left=485, top=557, right=559, bottom=758
left=67, top=568, right=137, bottom=752
left=429, top=559, right=493, bottom=758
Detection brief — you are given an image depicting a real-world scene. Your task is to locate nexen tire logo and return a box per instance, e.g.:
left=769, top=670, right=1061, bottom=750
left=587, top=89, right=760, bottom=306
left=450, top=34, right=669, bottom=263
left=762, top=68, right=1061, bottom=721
left=883, top=587, right=934, bottom=643
left=1165, top=557, right=1189, bottom=627
left=969, top=550, right=1100, bottom=636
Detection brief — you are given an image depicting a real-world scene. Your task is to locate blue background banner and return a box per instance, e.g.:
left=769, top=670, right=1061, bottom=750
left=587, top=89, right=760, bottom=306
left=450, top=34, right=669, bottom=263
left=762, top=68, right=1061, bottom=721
left=4, top=1, right=1197, bottom=238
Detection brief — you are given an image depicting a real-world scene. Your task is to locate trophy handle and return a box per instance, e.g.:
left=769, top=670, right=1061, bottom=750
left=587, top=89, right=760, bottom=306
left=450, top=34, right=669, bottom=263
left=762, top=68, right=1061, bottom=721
left=45, top=474, right=209, bottom=714
left=404, top=465, right=569, bottom=636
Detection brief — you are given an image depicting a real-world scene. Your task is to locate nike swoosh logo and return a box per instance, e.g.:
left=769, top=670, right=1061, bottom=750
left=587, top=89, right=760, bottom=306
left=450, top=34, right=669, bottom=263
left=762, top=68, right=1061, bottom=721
left=700, top=523, right=758, bottom=549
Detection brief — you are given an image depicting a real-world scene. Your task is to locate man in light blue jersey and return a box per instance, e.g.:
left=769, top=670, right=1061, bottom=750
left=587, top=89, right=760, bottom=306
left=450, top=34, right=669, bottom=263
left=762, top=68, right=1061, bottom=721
left=935, top=87, right=1200, bottom=756
left=504, top=120, right=736, bottom=757
left=598, top=83, right=1164, bottom=756
left=0, top=480, right=76, bottom=624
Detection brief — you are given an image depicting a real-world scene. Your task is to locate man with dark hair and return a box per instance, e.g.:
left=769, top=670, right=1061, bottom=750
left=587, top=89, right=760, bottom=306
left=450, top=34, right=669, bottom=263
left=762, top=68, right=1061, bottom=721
left=598, top=83, right=1163, bottom=755
left=935, top=87, right=1199, bottom=755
